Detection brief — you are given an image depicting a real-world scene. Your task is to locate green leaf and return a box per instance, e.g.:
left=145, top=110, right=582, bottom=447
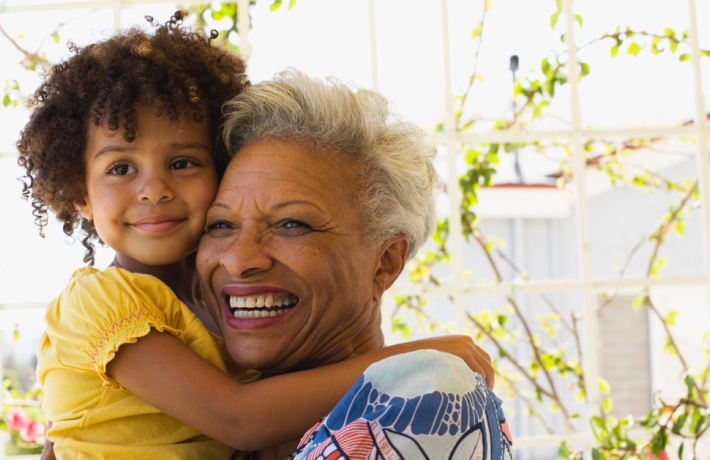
left=270, top=0, right=282, bottom=12
left=679, top=53, right=690, bottom=62
left=652, top=428, right=668, bottom=457
left=557, top=441, right=570, bottom=459
left=471, top=21, right=482, bottom=40
left=602, top=397, right=613, bottom=413
left=599, top=377, right=610, bottom=394
left=550, top=12, right=559, bottom=30
left=541, top=57, right=551, bottom=73
left=651, top=36, right=662, bottom=55
left=675, top=219, right=685, bottom=236
left=670, top=40, right=679, bottom=53
left=685, top=374, right=694, bottom=397
left=52, top=31, right=60, bottom=44
left=627, top=43, right=642, bottom=56
left=672, top=412, right=688, bottom=434
left=533, top=100, right=549, bottom=120
left=575, top=14, right=583, bottom=27
left=678, top=442, right=685, bottom=460
left=591, top=448, right=602, bottom=460
left=664, top=27, right=674, bottom=37
left=663, top=336, right=678, bottom=355
left=632, top=294, right=647, bottom=311
left=288, top=0, right=297, bottom=10
left=211, top=8, right=225, bottom=21
left=580, top=62, right=590, bottom=77
left=2, top=95, right=10, bottom=108
left=694, top=415, right=706, bottom=434
left=611, top=44, right=619, bottom=58
left=591, top=416, right=606, bottom=430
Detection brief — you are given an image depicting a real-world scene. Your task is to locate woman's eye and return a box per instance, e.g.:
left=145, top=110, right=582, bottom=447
left=206, top=221, right=235, bottom=236
left=171, top=159, right=197, bottom=170
left=208, top=222, right=230, bottom=230
left=280, top=220, right=313, bottom=233
left=109, top=164, right=137, bottom=176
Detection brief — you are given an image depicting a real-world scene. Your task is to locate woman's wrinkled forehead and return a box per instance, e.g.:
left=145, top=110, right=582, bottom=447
left=214, top=138, right=365, bottom=218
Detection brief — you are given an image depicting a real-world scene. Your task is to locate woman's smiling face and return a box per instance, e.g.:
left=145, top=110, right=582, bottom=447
left=197, top=138, right=390, bottom=374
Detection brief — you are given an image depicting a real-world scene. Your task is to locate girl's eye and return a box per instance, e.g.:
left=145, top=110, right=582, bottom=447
left=109, top=164, right=137, bottom=176
left=171, top=159, right=197, bottom=170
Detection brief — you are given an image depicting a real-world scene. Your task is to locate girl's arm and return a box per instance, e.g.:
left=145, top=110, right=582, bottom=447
left=107, top=330, right=491, bottom=451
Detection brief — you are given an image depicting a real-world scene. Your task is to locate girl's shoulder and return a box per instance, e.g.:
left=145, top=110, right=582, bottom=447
left=67, top=265, right=163, bottom=285
left=64, top=266, right=174, bottom=301
left=53, top=266, right=184, bottom=329
left=69, top=266, right=101, bottom=283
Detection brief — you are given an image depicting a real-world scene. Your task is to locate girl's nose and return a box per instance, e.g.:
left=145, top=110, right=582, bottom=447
left=139, top=171, right=174, bottom=203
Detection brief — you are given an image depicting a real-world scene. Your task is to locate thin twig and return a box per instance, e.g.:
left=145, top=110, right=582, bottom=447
left=467, top=313, right=554, bottom=400
left=468, top=220, right=576, bottom=432
left=499, top=373, right=554, bottom=435
left=458, top=0, right=487, bottom=125
left=0, top=23, right=45, bottom=67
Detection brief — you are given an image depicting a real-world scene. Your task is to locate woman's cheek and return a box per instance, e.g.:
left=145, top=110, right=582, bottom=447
left=197, top=235, right=225, bottom=274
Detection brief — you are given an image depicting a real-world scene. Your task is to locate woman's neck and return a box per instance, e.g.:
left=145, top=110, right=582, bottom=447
left=109, top=251, right=221, bottom=335
left=260, top=309, right=386, bottom=378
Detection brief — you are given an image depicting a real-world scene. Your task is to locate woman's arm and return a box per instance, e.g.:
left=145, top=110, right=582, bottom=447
left=107, top=330, right=490, bottom=451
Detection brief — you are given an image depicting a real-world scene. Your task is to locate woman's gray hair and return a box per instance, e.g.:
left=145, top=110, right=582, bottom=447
left=220, top=69, right=437, bottom=260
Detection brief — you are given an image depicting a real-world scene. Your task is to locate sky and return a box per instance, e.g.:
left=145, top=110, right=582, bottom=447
left=0, top=0, right=708, bottom=356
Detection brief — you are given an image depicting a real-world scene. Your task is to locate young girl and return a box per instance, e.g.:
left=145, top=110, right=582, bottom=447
left=18, top=12, right=492, bottom=460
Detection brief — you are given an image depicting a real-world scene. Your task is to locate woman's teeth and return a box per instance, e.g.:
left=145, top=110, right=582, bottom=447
left=228, top=294, right=298, bottom=319
left=233, top=309, right=290, bottom=318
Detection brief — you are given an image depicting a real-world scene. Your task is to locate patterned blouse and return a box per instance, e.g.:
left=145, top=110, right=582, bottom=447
left=251, top=350, right=513, bottom=460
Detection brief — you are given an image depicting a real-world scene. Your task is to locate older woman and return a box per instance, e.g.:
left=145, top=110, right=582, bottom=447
left=198, top=70, right=513, bottom=460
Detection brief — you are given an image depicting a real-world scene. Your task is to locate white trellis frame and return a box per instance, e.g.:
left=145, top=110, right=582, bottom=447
left=0, top=0, right=708, bottom=455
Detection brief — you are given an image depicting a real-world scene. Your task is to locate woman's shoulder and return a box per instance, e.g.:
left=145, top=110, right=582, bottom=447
left=366, top=349, right=484, bottom=394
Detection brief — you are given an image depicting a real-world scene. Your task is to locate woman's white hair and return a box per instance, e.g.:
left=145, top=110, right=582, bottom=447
left=220, top=69, right=437, bottom=260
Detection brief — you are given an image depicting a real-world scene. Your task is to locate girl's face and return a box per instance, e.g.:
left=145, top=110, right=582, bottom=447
left=76, top=105, right=218, bottom=266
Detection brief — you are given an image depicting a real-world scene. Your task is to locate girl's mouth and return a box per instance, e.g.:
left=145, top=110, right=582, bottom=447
left=225, top=293, right=299, bottom=319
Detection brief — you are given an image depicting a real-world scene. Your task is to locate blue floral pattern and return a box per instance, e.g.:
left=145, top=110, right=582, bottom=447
left=286, top=350, right=512, bottom=460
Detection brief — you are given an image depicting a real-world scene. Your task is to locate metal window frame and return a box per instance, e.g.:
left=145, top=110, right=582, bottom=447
left=0, top=0, right=708, bottom=453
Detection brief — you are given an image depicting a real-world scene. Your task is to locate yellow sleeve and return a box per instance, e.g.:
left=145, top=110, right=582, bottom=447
left=45, top=267, right=188, bottom=390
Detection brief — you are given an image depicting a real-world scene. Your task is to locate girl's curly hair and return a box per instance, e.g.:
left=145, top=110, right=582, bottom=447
left=17, top=11, right=248, bottom=266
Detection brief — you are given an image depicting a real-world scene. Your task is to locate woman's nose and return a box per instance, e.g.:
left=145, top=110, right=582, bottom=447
left=139, top=171, right=174, bottom=203
left=220, top=223, right=274, bottom=278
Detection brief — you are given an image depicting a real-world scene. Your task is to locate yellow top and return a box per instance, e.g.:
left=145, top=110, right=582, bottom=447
left=36, top=267, right=258, bottom=460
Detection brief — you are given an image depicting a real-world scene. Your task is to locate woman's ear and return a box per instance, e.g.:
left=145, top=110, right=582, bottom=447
left=74, top=197, right=94, bottom=221
left=374, top=234, right=409, bottom=293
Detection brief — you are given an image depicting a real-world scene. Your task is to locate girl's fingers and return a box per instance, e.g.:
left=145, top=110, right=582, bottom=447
left=474, top=345, right=495, bottom=389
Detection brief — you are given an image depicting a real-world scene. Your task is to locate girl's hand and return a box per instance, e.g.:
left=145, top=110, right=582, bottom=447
left=383, top=336, right=494, bottom=389
left=40, top=439, right=56, bottom=460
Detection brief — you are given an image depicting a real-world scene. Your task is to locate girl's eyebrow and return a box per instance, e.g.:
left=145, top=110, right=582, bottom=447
left=93, top=142, right=211, bottom=160
left=170, top=142, right=211, bottom=152
left=93, top=146, right=137, bottom=160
